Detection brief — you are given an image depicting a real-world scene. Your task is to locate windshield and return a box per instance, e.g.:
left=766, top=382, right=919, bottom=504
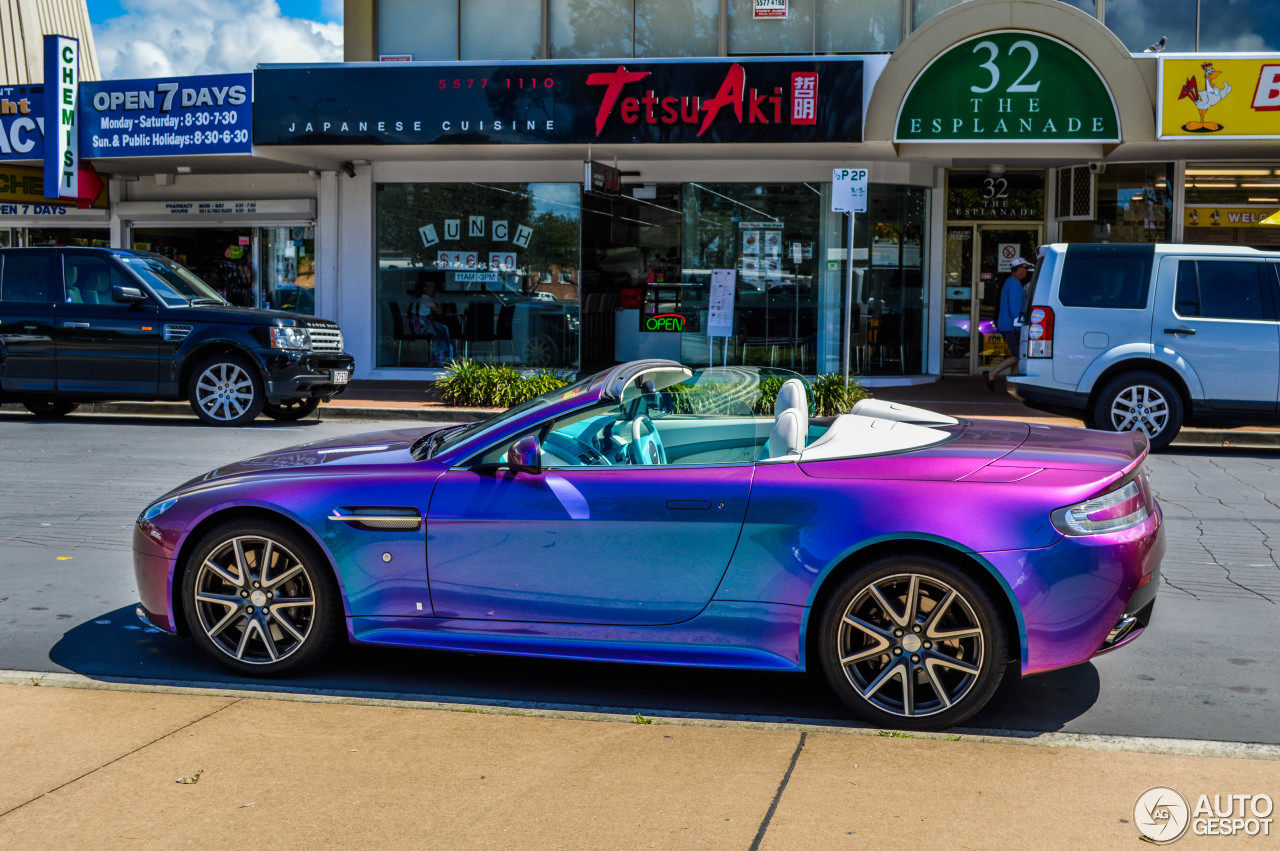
left=416, top=370, right=606, bottom=460
left=118, top=254, right=227, bottom=306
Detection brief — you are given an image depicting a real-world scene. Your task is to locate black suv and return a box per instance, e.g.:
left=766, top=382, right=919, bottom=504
left=0, top=247, right=355, bottom=426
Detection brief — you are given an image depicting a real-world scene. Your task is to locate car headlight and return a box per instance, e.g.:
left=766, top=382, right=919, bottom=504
left=139, top=497, right=178, bottom=523
left=1051, top=480, right=1149, bottom=536
left=270, top=326, right=312, bottom=350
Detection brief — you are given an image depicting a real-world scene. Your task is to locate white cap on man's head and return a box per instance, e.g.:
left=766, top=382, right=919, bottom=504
left=1010, top=256, right=1034, bottom=270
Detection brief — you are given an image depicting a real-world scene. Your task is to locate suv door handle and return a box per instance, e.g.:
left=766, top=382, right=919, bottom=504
left=1163, top=327, right=1196, bottom=336
left=63, top=322, right=91, bottom=329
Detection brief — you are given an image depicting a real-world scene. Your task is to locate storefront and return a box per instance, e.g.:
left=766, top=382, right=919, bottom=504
left=254, top=54, right=945, bottom=381
left=0, top=164, right=110, bottom=247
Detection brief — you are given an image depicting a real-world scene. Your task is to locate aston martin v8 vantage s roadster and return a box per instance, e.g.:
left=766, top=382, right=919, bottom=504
left=134, top=360, right=1163, bottom=729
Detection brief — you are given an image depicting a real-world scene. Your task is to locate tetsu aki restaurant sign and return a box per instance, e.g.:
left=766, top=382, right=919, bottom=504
left=253, top=56, right=864, bottom=146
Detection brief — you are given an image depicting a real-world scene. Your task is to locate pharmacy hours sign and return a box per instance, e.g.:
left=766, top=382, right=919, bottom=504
left=895, top=31, right=1119, bottom=142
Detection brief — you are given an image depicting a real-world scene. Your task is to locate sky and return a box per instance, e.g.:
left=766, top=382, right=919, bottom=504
left=85, top=0, right=344, bottom=78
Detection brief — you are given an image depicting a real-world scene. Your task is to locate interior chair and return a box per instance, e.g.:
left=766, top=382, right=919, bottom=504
left=462, top=302, right=496, bottom=358
left=764, top=378, right=809, bottom=460
left=869, top=313, right=905, bottom=374
left=388, top=301, right=426, bottom=365
left=494, top=304, right=516, bottom=361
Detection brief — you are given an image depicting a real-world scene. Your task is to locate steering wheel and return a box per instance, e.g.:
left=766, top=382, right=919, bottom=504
left=628, top=415, right=667, bottom=465
left=543, top=431, right=610, bottom=466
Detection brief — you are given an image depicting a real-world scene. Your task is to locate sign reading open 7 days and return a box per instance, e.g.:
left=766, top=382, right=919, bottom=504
left=896, top=31, right=1119, bottom=143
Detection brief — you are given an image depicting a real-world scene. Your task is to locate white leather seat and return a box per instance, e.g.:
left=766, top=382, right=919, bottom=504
left=765, top=378, right=809, bottom=459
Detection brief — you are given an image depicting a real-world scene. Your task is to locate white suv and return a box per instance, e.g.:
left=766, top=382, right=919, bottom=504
left=1009, top=243, right=1280, bottom=450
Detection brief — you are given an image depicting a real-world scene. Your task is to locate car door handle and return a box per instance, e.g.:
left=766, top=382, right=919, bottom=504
left=666, top=499, right=711, bottom=510
left=63, top=321, right=91, bottom=329
left=1163, top=327, right=1195, bottom=336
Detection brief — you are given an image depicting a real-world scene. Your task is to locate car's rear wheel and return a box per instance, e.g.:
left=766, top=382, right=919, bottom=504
left=1092, top=371, right=1183, bottom=451
left=818, top=556, right=1008, bottom=730
left=182, top=520, right=341, bottom=676
left=189, top=353, right=265, bottom=426
left=23, top=400, right=80, bottom=418
left=262, top=398, right=321, bottom=421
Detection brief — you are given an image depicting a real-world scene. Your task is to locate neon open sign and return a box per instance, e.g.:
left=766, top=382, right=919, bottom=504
left=645, top=313, right=687, bottom=332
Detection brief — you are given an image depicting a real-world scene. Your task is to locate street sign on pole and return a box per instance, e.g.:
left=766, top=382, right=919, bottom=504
left=831, top=167, right=868, bottom=213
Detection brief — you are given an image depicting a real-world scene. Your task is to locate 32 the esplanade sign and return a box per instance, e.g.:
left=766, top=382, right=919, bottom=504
left=253, top=58, right=864, bottom=147
left=895, top=32, right=1120, bottom=142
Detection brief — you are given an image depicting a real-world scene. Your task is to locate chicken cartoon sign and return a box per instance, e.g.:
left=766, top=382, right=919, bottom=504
left=1159, top=56, right=1278, bottom=139
left=1178, top=61, right=1231, bottom=132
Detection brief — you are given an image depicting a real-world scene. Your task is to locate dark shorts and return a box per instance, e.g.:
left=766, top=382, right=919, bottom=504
left=1001, top=330, right=1020, bottom=356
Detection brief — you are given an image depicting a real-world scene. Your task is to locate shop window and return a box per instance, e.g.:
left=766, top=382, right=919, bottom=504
left=817, top=0, right=902, bottom=52
left=375, top=183, right=581, bottom=371
left=1184, top=163, right=1280, bottom=251
left=378, top=0, right=458, bottom=60
left=262, top=227, right=315, bottom=315
left=728, top=0, right=814, bottom=55
left=911, top=0, right=966, bottom=30
left=1060, top=164, right=1171, bottom=245
left=462, top=0, right=543, bottom=59
left=550, top=0, right=635, bottom=58
left=636, top=0, right=719, bottom=57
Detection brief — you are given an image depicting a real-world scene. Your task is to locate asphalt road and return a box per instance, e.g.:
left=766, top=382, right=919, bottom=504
left=0, top=409, right=1276, bottom=743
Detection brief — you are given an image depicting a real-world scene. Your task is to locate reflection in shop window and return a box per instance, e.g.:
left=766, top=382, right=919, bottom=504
left=375, top=183, right=581, bottom=371
left=262, top=227, right=315, bottom=314
left=1059, top=164, right=1172, bottom=245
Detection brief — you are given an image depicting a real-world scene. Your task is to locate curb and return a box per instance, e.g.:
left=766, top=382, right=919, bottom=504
left=6, top=401, right=1280, bottom=447
left=3, top=669, right=1278, bottom=761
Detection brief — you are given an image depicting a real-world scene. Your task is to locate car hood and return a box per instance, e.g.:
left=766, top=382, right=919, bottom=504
left=170, top=426, right=440, bottom=493
left=182, top=304, right=339, bottom=327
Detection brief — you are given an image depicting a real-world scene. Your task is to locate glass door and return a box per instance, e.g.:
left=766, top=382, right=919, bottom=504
left=976, top=227, right=1040, bottom=373
left=942, top=225, right=975, bottom=374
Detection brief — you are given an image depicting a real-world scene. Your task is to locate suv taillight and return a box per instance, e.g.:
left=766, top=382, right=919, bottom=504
left=1027, top=305, right=1054, bottom=358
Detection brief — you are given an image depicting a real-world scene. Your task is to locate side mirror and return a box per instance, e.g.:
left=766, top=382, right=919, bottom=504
left=111, top=285, right=146, bottom=304
left=508, top=434, right=542, bottom=475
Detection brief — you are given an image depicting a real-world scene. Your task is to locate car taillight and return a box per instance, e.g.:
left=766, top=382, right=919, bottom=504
left=1051, top=479, right=1149, bottom=536
left=1026, top=305, right=1054, bottom=358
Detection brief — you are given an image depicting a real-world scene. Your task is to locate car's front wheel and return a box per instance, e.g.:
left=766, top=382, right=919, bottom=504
left=189, top=353, right=265, bottom=426
left=23, top=400, right=80, bottom=418
left=818, top=556, right=1009, bottom=730
left=182, top=520, right=342, bottom=676
left=1092, top=371, right=1183, bottom=451
left=262, top=398, right=321, bottom=421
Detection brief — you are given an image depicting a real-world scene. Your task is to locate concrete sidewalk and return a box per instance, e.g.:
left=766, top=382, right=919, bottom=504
left=1, top=680, right=1276, bottom=848
left=9, top=373, right=1278, bottom=449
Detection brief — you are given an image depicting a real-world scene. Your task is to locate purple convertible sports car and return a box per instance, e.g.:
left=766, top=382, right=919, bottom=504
left=134, top=360, right=1163, bottom=729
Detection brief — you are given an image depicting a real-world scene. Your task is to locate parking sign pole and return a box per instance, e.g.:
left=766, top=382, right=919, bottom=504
left=843, top=211, right=854, bottom=385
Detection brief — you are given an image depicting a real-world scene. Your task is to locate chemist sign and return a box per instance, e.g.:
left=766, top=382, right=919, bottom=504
left=80, top=73, right=252, bottom=157
left=831, top=167, right=868, bottom=213
left=44, top=35, right=79, bottom=200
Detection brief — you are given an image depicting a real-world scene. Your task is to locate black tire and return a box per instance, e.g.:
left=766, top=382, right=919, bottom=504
left=23, top=400, right=80, bottom=418
left=1091, top=371, right=1183, bottom=451
left=182, top=519, right=342, bottom=676
left=817, top=555, right=1009, bottom=731
left=526, top=335, right=559, bottom=367
left=262, top=398, right=321, bottom=421
left=188, top=352, right=265, bottom=426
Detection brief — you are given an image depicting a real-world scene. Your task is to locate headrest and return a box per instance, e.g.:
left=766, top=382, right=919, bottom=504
left=774, top=378, right=807, bottom=417
left=766, top=408, right=805, bottom=459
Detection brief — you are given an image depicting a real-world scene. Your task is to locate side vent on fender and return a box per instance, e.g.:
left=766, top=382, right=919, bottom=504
left=163, top=324, right=193, bottom=342
left=329, top=506, right=422, bottom=531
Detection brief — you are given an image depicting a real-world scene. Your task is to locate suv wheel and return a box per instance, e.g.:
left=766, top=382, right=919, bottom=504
left=189, top=353, right=265, bottom=426
left=263, top=398, right=321, bottom=421
left=23, top=400, right=80, bottom=418
left=1093, top=371, right=1183, bottom=451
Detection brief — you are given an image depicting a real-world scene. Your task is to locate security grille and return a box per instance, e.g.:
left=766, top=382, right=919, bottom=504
left=1055, top=166, right=1094, bottom=221
left=309, top=325, right=344, bottom=353
left=163, top=324, right=192, bottom=342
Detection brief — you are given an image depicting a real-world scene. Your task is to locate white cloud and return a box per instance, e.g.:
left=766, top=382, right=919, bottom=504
left=95, top=0, right=343, bottom=79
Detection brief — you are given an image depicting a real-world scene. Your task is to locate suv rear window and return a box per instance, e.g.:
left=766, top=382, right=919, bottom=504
left=1058, top=244, right=1155, bottom=309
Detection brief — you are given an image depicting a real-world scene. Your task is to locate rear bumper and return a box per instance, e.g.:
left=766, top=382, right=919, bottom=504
left=982, top=501, right=1164, bottom=676
left=1007, top=377, right=1090, bottom=418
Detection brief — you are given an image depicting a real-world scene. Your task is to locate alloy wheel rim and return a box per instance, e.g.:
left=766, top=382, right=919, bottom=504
left=193, top=535, right=315, bottom=665
left=196, top=362, right=255, bottom=421
left=837, top=573, right=985, bottom=718
left=1109, top=385, right=1169, bottom=438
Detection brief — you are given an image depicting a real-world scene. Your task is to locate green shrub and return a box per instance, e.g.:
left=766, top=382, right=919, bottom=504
left=434, top=360, right=570, bottom=408
left=811, top=372, right=871, bottom=416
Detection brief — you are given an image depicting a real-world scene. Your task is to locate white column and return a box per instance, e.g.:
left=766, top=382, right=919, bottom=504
left=334, top=164, right=375, bottom=378
left=316, top=170, right=340, bottom=321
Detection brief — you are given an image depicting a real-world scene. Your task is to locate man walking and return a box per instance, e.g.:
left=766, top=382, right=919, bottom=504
left=984, top=256, right=1033, bottom=391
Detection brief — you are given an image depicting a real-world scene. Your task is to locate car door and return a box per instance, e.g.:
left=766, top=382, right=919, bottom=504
left=425, top=407, right=754, bottom=626
left=1154, top=256, right=1279, bottom=413
left=0, top=250, right=58, bottom=392
left=55, top=254, right=162, bottom=395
